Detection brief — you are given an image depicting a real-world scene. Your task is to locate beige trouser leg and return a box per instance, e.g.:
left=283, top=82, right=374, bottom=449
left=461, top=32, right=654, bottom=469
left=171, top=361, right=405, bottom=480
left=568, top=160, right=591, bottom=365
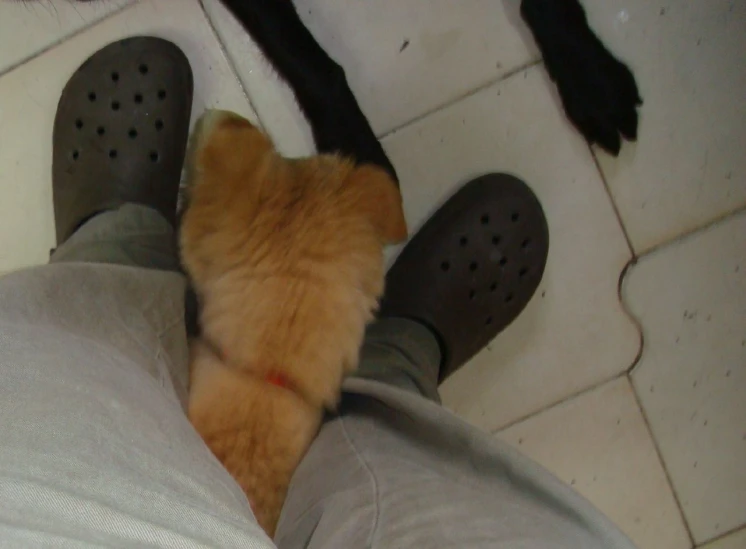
left=0, top=206, right=636, bottom=548
left=276, top=378, right=637, bottom=549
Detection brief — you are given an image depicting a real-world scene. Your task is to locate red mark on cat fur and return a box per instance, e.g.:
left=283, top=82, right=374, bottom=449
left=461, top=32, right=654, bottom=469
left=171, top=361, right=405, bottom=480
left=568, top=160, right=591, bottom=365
left=265, top=372, right=291, bottom=389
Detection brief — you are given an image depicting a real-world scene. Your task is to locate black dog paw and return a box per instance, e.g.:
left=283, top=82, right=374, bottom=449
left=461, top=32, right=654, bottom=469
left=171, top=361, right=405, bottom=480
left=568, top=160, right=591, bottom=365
left=549, top=34, right=642, bottom=155
left=521, top=0, right=642, bottom=155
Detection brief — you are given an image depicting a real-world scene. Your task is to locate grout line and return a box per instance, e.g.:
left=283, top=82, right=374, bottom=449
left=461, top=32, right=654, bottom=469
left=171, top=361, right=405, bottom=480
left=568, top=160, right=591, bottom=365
left=489, top=371, right=629, bottom=435
left=591, top=142, right=746, bottom=263
left=634, top=203, right=746, bottom=259
left=597, top=166, right=746, bottom=548
left=376, top=58, right=543, bottom=141
left=590, top=147, right=646, bottom=378
left=695, top=524, right=746, bottom=548
left=592, top=144, right=746, bottom=547
left=0, top=0, right=136, bottom=79
left=620, top=205, right=746, bottom=546
left=590, top=148, right=637, bottom=260
left=488, top=369, right=699, bottom=547
left=628, top=373, right=697, bottom=549
left=617, top=257, right=645, bottom=377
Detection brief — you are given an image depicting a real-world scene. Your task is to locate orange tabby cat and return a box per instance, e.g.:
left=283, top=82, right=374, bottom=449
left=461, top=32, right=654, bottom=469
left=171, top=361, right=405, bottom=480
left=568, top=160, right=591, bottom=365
left=180, top=110, right=407, bottom=536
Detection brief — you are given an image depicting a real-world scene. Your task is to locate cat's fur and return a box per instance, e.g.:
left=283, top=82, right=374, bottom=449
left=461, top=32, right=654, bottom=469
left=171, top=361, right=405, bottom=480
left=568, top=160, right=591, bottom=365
left=180, top=110, right=407, bottom=536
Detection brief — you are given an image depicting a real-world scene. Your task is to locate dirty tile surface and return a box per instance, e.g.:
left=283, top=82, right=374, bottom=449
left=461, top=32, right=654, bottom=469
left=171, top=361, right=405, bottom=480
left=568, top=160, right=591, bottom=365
left=499, top=378, right=691, bottom=549
left=0, top=0, right=131, bottom=75
left=590, top=0, right=746, bottom=253
left=626, top=211, right=746, bottom=544
left=380, top=66, right=639, bottom=431
left=207, top=0, right=539, bottom=140
left=698, top=528, right=746, bottom=549
left=0, top=0, right=256, bottom=273
left=292, top=0, right=540, bottom=136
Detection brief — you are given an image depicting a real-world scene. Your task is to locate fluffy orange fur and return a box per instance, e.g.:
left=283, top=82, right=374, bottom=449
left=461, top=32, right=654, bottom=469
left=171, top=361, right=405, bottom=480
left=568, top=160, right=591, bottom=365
left=180, top=110, right=406, bottom=536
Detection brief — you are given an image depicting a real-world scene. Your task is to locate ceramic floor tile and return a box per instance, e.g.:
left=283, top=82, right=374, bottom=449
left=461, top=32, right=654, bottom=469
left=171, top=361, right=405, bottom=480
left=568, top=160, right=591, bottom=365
left=499, top=378, right=691, bottom=549
left=205, top=0, right=538, bottom=141
left=0, top=0, right=132, bottom=76
left=625, top=211, right=746, bottom=544
left=380, top=65, right=639, bottom=431
left=698, top=527, right=746, bottom=549
left=589, top=0, right=746, bottom=253
left=0, top=0, right=256, bottom=274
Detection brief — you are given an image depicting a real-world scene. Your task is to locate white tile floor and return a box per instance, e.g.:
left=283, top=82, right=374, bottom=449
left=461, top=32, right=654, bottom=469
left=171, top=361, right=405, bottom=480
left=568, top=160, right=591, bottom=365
left=0, top=1, right=743, bottom=548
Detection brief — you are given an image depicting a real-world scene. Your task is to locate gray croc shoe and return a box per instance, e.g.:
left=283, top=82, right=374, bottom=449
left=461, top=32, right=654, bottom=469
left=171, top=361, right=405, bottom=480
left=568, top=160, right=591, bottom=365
left=379, top=173, right=549, bottom=382
left=53, top=36, right=193, bottom=245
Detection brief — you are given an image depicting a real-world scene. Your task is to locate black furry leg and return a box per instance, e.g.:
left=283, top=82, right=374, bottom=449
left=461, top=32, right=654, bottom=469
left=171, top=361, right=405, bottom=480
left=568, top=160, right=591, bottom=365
left=219, top=0, right=398, bottom=183
left=521, top=0, right=642, bottom=155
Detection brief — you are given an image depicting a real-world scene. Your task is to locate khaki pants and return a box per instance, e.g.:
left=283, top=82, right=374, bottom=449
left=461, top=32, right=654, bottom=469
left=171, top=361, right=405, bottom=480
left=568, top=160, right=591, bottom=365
left=0, top=205, right=636, bottom=548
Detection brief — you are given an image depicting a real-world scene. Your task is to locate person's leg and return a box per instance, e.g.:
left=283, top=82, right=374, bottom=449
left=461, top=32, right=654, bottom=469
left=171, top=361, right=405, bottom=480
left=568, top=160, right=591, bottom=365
left=49, top=203, right=180, bottom=271
left=277, top=380, right=635, bottom=549
left=0, top=263, right=275, bottom=547
left=354, top=317, right=442, bottom=402
left=276, top=176, right=636, bottom=548
left=0, top=38, right=272, bottom=547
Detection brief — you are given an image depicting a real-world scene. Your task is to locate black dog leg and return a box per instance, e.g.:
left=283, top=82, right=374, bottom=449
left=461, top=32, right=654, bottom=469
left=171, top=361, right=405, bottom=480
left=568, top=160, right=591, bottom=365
left=521, top=0, right=642, bottom=155
left=218, top=0, right=398, bottom=183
